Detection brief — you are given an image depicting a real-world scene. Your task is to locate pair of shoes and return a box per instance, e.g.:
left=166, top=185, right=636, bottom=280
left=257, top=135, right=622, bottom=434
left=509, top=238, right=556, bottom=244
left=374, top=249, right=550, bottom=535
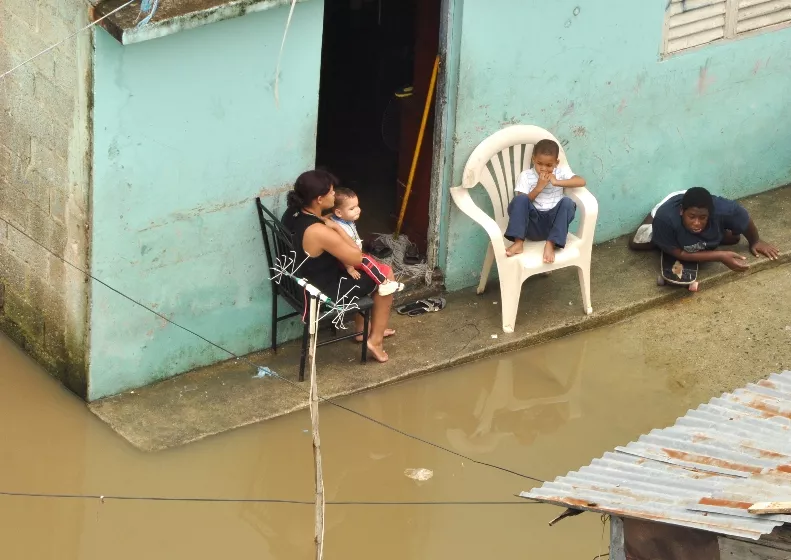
left=378, top=280, right=405, bottom=296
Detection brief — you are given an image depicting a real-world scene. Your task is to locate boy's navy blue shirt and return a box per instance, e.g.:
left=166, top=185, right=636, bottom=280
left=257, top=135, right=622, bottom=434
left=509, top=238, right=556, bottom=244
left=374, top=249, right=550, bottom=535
left=652, top=194, right=750, bottom=253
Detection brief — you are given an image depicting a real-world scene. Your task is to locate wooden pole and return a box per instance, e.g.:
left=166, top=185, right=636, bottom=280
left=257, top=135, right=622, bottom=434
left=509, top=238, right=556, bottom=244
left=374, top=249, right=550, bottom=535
left=307, top=296, right=325, bottom=560
left=394, top=54, right=441, bottom=238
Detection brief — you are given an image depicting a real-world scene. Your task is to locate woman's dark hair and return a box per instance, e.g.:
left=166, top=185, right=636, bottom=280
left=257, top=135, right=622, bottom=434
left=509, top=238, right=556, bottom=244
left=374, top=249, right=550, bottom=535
left=287, top=169, right=339, bottom=209
left=681, top=187, right=714, bottom=212
left=533, top=139, right=560, bottom=159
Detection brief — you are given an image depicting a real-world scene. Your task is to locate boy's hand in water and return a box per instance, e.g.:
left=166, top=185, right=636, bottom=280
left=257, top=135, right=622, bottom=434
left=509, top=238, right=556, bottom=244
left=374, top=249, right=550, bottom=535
left=720, top=251, right=748, bottom=272
left=751, top=240, right=780, bottom=260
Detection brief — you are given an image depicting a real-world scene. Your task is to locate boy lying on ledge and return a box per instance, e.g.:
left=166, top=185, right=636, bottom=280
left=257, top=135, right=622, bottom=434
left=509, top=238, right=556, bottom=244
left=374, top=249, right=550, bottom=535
left=629, top=187, right=779, bottom=271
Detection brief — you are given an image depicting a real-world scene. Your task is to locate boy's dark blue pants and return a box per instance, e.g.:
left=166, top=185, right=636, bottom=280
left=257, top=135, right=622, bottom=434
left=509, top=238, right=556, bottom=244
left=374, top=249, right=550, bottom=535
left=504, top=195, right=576, bottom=248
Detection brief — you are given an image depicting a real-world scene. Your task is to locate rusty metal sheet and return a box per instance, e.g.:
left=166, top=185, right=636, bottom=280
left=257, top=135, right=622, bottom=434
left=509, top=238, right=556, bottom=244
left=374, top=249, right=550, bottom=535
left=521, top=371, right=791, bottom=540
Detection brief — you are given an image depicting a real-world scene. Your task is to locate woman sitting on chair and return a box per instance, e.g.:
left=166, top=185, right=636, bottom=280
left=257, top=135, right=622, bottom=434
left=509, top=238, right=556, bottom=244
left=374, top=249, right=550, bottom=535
left=281, top=169, right=395, bottom=363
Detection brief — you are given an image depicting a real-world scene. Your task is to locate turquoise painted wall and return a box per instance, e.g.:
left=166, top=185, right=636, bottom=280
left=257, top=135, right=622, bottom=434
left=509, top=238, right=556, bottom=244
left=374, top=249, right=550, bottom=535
left=90, top=3, right=323, bottom=400
left=442, top=0, right=791, bottom=290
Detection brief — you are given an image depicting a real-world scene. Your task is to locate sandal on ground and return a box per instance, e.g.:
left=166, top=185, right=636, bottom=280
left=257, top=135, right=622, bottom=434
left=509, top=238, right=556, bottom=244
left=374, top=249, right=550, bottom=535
left=403, top=243, right=421, bottom=265
left=424, top=296, right=446, bottom=311
left=396, top=297, right=446, bottom=317
left=369, top=238, right=393, bottom=260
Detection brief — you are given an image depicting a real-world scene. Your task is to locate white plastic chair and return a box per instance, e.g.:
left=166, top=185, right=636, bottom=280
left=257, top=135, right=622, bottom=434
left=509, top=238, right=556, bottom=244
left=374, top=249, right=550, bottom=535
left=450, top=125, right=598, bottom=333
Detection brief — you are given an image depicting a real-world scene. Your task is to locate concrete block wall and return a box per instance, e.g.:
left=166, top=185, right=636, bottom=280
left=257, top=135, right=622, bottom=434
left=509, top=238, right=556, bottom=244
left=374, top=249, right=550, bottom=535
left=0, top=0, right=92, bottom=397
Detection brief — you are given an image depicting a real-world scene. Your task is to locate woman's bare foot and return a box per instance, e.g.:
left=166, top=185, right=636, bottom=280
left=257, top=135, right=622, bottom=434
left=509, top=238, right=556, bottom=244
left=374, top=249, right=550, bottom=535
left=366, top=340, right=389, bottom=363
left=355, top=328, right=395, bottom=343
left=506, top=239, right=524, bottom=257
left=543, top=241, right=556, bottom=263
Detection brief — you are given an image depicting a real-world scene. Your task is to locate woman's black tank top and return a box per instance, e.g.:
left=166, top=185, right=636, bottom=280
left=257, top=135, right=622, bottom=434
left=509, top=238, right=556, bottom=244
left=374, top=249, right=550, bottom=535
left=281, top=209, right=342, bottom=296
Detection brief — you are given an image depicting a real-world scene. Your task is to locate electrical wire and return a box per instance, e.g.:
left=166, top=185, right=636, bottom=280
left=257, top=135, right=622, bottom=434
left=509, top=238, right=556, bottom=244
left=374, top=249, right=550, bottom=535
left=0, top=217, right=546, bottom=485
left=0, top=490, right=543, bottom=507
left=0, top=0, right=137, bottom=82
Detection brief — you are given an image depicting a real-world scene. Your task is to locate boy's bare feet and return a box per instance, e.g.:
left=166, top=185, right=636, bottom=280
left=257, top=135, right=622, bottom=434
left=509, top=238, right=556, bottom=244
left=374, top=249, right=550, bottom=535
left=366, top=340, right=389, bottom=363
left=506, top=239, right=524, bottom=257
left=543, top=241, right=556, bottom=263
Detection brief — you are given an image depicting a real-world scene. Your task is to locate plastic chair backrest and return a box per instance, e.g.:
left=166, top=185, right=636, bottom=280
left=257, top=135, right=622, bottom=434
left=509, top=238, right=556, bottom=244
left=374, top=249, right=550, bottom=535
left=461, top=125, right=568, bottom=229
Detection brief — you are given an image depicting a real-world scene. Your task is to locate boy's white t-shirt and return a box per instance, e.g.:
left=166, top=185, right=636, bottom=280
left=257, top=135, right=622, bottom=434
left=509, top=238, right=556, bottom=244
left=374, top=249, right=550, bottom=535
left=514, top=165, right=575, bottom=211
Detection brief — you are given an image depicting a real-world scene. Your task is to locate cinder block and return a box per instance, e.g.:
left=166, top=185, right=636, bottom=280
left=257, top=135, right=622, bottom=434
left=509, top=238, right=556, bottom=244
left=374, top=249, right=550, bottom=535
left=31, top=138, right=66, bottom=188
left=5, top=0, right=37, bottom=27
left=46, top=252, right=65, bottom=286
left=45, top=0, right=83, bottom=26
left=9, top=100, right=70, bottom=165
left=46, top=217, right=68, bottom=257
left=0, top=146, right=12, bottom=174
left=34, top=74, right=75, bottom=129
left=7, top=220, right=48, bottom=272
left=1, top=11, right=49, bottom=65
left=16, top=170, right=52, bottom=214
left=36, top=4, right=74, bottom=48
left=44, top=325, right=67, bottom=360
left=0, top=179, right=33, bottom=230
left=28, top=273, right=52, bottom=309
left=3, top=124, right=33, bottom=164
left=0, top=37, right=55, bottom=82
left=1, top=70, right=36, bottom=116
left=52, top=56, right=79, bottom=93
left=0, top=248, right=27, bottom=294
left=27, top=203, right=52, bottom=251
left=49, top=188, right=67, bottom=225
left=4, top=288, right=45, bottom=339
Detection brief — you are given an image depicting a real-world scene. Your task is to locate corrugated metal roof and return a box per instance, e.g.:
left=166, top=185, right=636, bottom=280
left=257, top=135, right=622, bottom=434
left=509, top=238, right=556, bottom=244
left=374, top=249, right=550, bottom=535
left=521, top=371, right=791, bottom=540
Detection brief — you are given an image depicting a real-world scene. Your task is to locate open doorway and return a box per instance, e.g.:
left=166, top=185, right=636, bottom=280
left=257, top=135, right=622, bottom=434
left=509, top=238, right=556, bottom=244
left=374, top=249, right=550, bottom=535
left=315, top=0, right=442, bottom=256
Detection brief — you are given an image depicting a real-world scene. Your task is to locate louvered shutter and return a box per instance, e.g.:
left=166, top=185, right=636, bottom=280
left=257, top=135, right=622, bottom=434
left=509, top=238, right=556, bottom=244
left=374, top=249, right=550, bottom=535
left=666, top=0, right=728, bottom=54
left=736, top=0, right=791, bottom=33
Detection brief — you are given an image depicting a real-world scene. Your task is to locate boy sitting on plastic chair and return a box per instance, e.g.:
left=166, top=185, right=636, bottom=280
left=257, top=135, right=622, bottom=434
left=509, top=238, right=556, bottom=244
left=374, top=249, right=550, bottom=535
left=504, top=139, right=587, bottom=263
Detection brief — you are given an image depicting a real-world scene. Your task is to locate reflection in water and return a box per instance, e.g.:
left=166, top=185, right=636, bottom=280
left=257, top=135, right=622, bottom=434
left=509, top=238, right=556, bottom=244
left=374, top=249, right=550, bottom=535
left=446, top=342, right=585, bottom=455
left=0, top=329, right=699, bottom=560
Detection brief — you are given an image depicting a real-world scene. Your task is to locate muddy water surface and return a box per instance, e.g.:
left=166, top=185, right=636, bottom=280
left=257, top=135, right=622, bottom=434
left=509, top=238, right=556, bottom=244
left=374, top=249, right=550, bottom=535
left=0, top=329, right=709, bottom=560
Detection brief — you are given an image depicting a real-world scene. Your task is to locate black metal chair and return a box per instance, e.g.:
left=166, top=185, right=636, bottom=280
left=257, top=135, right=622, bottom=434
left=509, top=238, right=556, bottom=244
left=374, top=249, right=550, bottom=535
left=255, top=198, right=373, bottom=381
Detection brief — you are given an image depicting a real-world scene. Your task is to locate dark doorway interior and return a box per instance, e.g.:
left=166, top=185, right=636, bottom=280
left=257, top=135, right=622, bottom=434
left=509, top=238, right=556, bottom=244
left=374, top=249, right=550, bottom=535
left=315, top=0, right=441, bottom=253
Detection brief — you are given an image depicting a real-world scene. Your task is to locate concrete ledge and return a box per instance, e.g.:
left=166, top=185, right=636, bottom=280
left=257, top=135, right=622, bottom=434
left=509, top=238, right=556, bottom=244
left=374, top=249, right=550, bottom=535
left=89, top=186, right=791, bottom=451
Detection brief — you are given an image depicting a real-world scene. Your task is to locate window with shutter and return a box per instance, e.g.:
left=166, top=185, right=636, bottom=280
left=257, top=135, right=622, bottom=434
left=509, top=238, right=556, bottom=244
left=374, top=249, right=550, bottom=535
left=736, top=0, right=791, bottom=34
left=662, top=0, right=791, bottom=57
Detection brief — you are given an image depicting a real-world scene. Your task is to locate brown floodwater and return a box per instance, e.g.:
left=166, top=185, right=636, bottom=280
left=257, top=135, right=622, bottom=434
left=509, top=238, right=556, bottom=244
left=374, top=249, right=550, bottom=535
left=0, top=328, right=704, bottom=560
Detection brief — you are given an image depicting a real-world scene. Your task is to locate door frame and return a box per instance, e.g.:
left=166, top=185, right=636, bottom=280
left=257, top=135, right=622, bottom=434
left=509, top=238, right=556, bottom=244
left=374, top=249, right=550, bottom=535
left=425, top=0, right=458, bottom=282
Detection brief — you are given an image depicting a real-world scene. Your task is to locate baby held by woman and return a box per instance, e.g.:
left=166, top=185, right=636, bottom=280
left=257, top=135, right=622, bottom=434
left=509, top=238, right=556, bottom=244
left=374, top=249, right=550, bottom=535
left=330, top=187, right=404, bottom=296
